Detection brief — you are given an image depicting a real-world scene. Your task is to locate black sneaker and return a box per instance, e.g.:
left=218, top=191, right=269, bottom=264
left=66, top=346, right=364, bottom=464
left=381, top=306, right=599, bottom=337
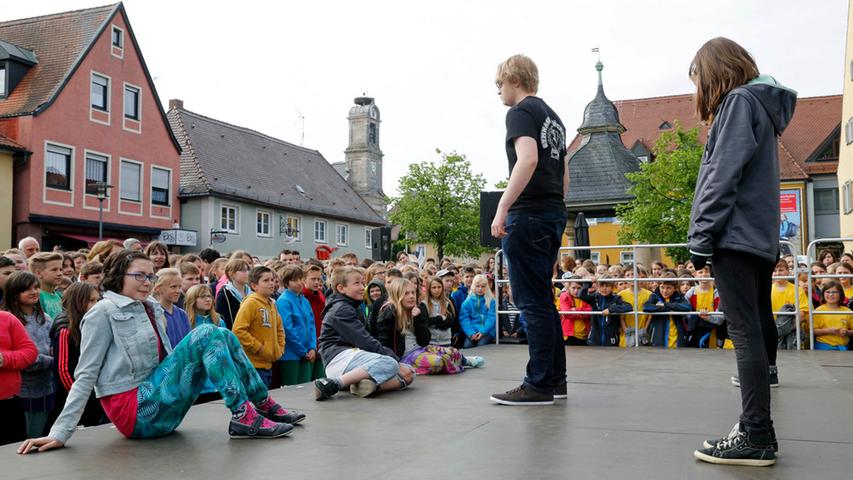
left=314, top=378, right=340, bottom=401
left=553, top=383, right=567, bottom=400
left=694, top=424, right=776, bottom=466
left=228, top=415, right=293, bottom=439
left=769, top=366, right=779, bottom=388
left=255, top=402, right=306, bottom=425
left=490, top=384, right=554, bottom=406
left=732, top=366, right=779, bottom=388
left=703, top=423, right=779, bottom=452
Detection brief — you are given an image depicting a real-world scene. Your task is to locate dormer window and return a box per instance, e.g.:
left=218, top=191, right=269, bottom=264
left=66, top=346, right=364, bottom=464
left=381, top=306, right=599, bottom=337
left=658, top=121, right=672, bottom=130
left=0, top=39, right=38, bottom=98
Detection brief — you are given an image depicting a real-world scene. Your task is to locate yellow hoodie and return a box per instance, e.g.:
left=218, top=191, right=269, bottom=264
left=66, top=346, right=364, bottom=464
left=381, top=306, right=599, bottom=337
left=232, top=292, right=285, bottom=369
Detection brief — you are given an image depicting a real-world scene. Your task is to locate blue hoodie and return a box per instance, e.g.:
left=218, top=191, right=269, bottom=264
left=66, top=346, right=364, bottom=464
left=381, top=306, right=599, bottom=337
left=459, top=294, right=496, bottom=338
left=276, top=288, right=317, bottom=361
left=451, top=283, right=469, bottom=317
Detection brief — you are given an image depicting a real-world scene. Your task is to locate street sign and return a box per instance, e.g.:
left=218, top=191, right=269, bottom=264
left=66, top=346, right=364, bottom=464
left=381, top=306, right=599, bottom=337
left=159, top=229, right=198, bottom=247
left=210, top=230, right=228, bottom=244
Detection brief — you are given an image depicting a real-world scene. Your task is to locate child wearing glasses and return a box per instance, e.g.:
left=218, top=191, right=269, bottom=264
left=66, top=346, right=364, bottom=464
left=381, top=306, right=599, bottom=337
left=812, top=281, right=852, bottom=351
left=18, top=250, right=303, bottom=455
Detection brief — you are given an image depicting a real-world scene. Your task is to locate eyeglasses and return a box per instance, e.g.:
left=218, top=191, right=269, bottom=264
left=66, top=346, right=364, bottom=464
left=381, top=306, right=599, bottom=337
left=825, top=290, right=841, bottom=295
left=126, top=272, right=158, bottom=283
left=198, top=294, right=213, bottom=299
left=374, top=271, right=386, bottom=277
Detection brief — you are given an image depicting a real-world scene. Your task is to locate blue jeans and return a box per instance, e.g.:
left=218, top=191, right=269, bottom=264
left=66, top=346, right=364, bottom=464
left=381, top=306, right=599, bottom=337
left=502, top=209, right=567, bottom=393
left=463, top=334, right=494, bottom=348
left=255, top=368, right=272, bottom=388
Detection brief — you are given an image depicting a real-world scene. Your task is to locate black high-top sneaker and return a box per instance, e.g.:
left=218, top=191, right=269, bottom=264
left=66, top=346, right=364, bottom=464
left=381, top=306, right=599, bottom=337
left=703, top=422, right=778, bottom=452
left=694, top=424, right=776, bottom=466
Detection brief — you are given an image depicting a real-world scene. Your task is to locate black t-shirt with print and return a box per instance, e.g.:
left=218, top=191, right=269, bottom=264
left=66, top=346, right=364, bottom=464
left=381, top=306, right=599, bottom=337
left=504, top=96, right=567, bottom=212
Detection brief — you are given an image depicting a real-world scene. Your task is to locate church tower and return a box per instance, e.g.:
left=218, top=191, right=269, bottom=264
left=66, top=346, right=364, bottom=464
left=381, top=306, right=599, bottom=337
left=345, top=96, right=386, bottom=218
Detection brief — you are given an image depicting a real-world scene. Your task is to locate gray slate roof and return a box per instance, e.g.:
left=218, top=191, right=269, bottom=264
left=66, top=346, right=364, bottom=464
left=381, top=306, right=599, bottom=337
left=566, top=62, right=640, bottom=210
left=168, top=108, right=386, bottom=226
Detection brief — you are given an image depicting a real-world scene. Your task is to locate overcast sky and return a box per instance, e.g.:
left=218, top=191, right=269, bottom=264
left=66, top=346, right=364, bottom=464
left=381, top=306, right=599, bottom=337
left=4, top=0, right=848, bottom=195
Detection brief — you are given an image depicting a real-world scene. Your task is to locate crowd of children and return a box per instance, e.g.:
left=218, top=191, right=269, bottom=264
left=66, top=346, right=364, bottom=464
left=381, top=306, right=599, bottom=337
left=3, top=237, right=852, bottom=450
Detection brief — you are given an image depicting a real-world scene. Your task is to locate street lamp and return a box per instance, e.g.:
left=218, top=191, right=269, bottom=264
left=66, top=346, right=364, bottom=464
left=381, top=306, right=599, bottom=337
left=96, top=181, right=113, bottom=241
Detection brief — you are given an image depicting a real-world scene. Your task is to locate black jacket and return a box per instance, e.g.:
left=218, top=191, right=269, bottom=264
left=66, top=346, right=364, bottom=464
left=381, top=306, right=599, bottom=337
left=318, top=293, right=397, bottom=364
left=365, top=279, right=388, bottom=338
left=215, top=286, right=242, bottom=330
left=376, top=303, right=431, bottom=358
left=49, top=312, right=106, bottom=427
left=688, top=76, right=797, bottom=263
left=578, top=289, right=631, bottom=347
left=642, top=288, right=692, bottom=347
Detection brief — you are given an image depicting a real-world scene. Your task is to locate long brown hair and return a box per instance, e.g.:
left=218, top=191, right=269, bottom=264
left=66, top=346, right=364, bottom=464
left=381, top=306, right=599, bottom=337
left=427, top=276, right=449, bottom=317
left=60, top=282, right=99, bottom=344
left=184, top=284, right=220, bottom=328
left=690, top=37, right=759, bottom=123
left=2, top=271, right=44, bottom=324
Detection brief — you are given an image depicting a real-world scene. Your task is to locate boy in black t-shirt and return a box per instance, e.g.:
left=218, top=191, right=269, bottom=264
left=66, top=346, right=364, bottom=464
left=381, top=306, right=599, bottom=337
left=489, top=54, right=569, bottom=406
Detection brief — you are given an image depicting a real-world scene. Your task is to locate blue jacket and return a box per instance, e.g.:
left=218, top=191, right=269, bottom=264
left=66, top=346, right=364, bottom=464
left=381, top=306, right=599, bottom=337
left=276, top=289, right=317, bottom=361
left=459, top=294, right=496, bottom=338
left=451, top=284, right=469, bottom=319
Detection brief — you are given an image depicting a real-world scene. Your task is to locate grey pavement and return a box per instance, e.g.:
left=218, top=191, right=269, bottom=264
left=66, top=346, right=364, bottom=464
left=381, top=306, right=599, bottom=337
left=3, top=345, right=852, bottom=479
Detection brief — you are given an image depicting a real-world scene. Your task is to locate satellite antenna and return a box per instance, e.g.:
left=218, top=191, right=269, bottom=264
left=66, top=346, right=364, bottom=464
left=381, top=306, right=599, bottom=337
left=295, top=108, right=305, bottom=146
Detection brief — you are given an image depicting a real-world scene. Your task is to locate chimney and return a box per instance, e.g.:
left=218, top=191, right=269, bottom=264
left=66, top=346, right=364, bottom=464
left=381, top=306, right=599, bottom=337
left=169, top=99, right=184, bottom=110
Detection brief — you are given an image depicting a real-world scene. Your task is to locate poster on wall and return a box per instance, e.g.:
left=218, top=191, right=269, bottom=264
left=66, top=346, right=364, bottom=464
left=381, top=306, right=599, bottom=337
left=779, top=189, right=804, bottom=255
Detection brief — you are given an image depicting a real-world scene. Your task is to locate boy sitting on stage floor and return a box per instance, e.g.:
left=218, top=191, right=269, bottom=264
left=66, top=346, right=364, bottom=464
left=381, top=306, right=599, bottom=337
left=313, top=267, right=414, bottom=401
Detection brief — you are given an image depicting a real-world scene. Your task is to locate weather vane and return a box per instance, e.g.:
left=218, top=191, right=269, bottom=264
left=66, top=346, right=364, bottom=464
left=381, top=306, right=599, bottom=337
left=591, top=47, right=600, bottom=62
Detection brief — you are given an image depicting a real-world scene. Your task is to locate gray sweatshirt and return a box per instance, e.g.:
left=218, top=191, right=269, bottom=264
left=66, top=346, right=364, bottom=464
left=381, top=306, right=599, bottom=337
left=688, top=75, right=797, bottom=263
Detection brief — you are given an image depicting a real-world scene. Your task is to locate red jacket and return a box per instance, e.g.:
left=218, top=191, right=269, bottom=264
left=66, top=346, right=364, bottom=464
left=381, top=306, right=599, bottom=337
left=303, top=287, right=326, bottom=339
left=559, top=292, right=592, bottom=339
left=0, top=311, right=38, bottom=399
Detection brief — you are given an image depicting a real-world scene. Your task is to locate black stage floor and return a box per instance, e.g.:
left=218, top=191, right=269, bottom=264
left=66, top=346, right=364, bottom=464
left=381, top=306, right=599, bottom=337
left=3, top=345, right=852, bottom=479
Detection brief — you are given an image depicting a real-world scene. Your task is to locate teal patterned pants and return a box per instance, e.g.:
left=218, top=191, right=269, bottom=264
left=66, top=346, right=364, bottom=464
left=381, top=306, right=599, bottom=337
left=132, top=324, right=268, bottom=438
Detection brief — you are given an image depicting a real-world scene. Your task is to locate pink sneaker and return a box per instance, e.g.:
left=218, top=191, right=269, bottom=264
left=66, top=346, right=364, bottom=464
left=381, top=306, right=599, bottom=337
left=229, top=402, right=294, bottom=439
left=255, top=396, right=306, bottom=424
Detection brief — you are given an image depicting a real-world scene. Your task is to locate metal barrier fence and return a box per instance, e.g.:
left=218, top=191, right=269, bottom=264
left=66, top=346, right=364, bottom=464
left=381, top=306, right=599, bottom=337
left=493, top=239, right=853, bottom=350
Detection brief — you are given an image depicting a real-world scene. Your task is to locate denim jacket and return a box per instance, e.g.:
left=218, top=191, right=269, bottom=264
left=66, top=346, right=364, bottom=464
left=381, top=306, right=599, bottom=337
left=48, top=291, right=172, bottom=444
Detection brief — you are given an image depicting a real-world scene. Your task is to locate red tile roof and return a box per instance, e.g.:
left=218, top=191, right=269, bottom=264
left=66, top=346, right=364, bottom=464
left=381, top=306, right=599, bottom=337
left=0, top=131, right=26, bottom=151
left=0, top=4, right=117, bottom=117
left=567, top=92, right=841, bottom=181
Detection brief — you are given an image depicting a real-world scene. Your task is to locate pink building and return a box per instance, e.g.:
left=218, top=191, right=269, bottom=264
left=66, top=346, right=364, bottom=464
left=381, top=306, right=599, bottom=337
left=0, top=3, right=180, bottom=250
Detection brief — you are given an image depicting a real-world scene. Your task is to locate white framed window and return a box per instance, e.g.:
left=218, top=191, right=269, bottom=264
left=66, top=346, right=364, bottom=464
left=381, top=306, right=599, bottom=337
left=0, top=65, right=6, bottom=97
left=221, top=205, right=238, bottom=233
left=336, top=223, right=349, bottom=246
left=119, top=160, right=142, bottom=201
left=91, top=72, right=110, bottom=111
left=84, top=151, right=109, bottom=195
left=111, top=25, right=123, bottom=48
left=365, top=228, right=372, bottom=249
left=590, top=252, right=601, bottom=264
left=285, top=215, right=302, bottom=241
left=256, top=210, right=271, bottom=237
left=45, top=144, right=72, bottom=190
left=151, top=167, right=170, bottom=206
left=846, top=118, right=853, bottom=146
left=314, top=219, right=327, bottom=243
left=620, top=251, right=634, bottom=265
left=124, top=84, right=140, bottom=120
left=844, top=180, right=853, bottom=215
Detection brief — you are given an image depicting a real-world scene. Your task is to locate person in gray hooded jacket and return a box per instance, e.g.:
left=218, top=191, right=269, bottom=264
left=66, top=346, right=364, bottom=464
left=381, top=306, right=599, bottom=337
left=688, top=37, right=796, bottom=468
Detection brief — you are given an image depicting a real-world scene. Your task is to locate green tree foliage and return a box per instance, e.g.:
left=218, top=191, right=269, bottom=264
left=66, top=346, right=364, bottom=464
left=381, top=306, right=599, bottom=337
left=494, top=178, right=509, bottom=189
left=616, top=124, right=703, bottom=263
left=390, top=150, right=488, bottom=259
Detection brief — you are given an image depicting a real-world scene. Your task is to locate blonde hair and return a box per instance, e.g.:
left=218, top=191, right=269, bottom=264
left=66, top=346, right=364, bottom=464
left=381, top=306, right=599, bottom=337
left=386, top=278, right=416, bottom=333
left=153, top=268, right=181, bottom=299
left=331, top=266, right=363, bottom=291
left=87, top=240, right=122, bottom=263
left=468, top=274, right=495, bottom=305
left=184, top=284, right=219, bottom=328
left=496, top=54, right=539, bottom=94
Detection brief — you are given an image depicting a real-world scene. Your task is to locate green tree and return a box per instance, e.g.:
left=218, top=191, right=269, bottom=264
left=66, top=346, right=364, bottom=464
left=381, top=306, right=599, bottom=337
left=494, top=178, right=509, bottom=189
left=616, top=124, right=703, bottom=263
left=390, top=150, right=489, bottom=259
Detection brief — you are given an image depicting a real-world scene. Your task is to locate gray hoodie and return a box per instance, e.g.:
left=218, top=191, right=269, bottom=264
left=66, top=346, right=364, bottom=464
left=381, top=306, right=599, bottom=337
left=688, top=75, right=797, bottom=263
